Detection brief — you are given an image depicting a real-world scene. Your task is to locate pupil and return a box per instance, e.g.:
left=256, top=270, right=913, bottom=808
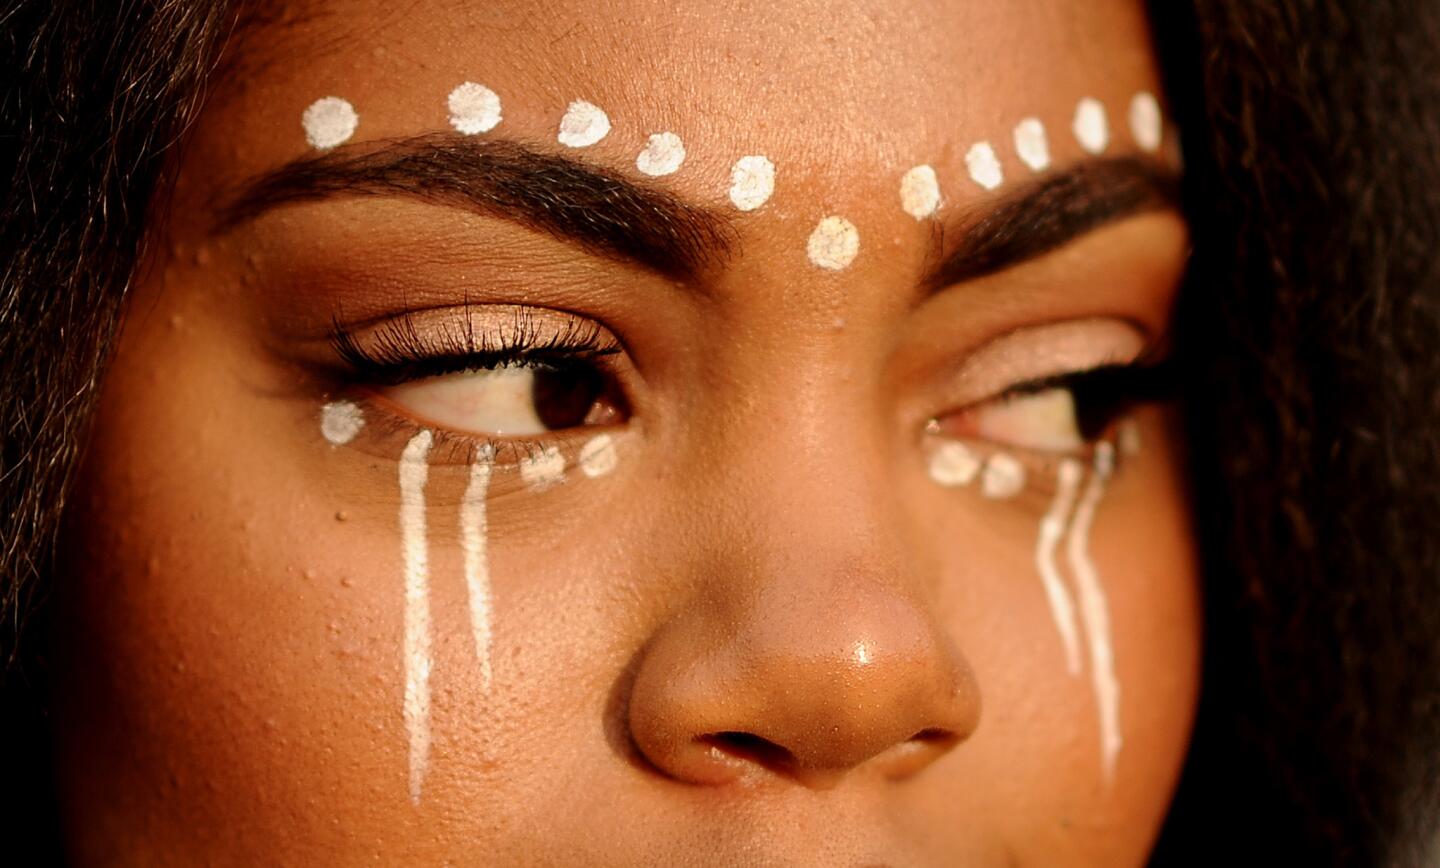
left=532, top=365, right=604, bottom=430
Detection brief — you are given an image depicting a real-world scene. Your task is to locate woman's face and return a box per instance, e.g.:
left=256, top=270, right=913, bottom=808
left=52, top=0, right=1199, bottom=863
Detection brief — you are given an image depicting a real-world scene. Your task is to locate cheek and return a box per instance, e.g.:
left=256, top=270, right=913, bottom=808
left=48, top=307, right=439, bottom=854
left=48, top=298, right=654, bottom=859
left=919, top=422, right=1198, bottom=860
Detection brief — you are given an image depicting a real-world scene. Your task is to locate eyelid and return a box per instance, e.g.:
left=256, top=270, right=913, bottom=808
left=945, top=318, right=1149, bottom=408
left=328, top=303, right=622, bottom=385
left=320, top=303, right=634, bottom=469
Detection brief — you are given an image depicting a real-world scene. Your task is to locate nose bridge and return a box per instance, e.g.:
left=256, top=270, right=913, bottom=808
left=626, top=360, right=980, bottom=786
left=700, top=347, right=902, bottom=572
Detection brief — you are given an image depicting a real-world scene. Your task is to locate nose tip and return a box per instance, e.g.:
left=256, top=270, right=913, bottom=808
left=626, top=592, right=980, bottom=788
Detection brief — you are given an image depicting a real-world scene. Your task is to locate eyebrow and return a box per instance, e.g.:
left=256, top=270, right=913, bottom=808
left=923, top=157, right=1181, bottom=291
left=218, top=137, right=1177, bottom=288
left=214, top=134, right=737, bottom=280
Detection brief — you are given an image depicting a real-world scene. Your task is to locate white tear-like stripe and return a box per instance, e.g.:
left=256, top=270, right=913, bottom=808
left=462, top=452, right=495, bottom=692
left=1036, top=459, right=1085, bottom=674
left=1066, top=442, right=1122, bottom=780
left=399, top=431, right=434, bottom=804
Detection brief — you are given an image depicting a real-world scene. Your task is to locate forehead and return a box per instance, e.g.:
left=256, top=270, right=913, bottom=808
left=212, top=0, right=1160, bottom=198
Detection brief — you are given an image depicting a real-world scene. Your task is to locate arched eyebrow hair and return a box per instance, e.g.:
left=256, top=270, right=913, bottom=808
left=215, top=134, right=1179, bottom=286
left=213, top=134, right=738, bottom=279
left=923, top=156, right=1181, bottom=291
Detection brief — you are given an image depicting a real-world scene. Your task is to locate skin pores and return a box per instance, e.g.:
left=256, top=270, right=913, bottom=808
left=49, top=0, right=1200, bottom=864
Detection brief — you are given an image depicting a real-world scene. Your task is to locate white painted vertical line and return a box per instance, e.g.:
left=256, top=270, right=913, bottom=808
left=1036, top=459, right=1085, bottom=674
left=461, top=450, right=495, bottom=692
left=1066, top=442, right=1122, bottom=781
left=399, top=431, right=434, bottom=805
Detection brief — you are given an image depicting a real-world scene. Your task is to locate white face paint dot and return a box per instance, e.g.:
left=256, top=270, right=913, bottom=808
left=1014, top=118, right=1051, bottom=172
left=1128, top=91, right=1163, bottom=153
left=1073, top=97, right=1110, bottom=155
left=636, top=131, right=686, bottom=176
left=981, top=452, right=1027, bottom=499
left=578, top=433, right=619, bottom=478
left=806, top=216, right=860, bottom=271
left=729, top=155, right=776, bottom=211
left=557, top=100, right=611, bottom=148
left=519, top=446, right=566, bottom=489
left=1118, top=419, right=1143, bottom=457
left=447, top=82, right=502, bottom=135
left=899, top=164, right=941, bottom=219
left=320, top=400, right=364, bottom=445
left=965, top=142, right=1004, bottom=191
left=302, top=97, right=358, bottom=150
left=928, top=441, right=981, bottom=487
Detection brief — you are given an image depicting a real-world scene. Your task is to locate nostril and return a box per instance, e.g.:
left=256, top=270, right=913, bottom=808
left=911, top=727, right=957, bottom=745
left=698, top=731, right=796, bottom=775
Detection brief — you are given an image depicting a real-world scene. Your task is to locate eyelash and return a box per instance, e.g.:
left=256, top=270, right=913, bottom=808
left=329, top=307, right=621, bottom=386
left=326, top=307, right=1172, bottom=466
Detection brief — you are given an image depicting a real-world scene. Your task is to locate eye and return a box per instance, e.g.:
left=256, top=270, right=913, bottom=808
left=379, top=359, right=623, bottom=438
left=933, top=362, right=1168, bottom=455
left=954, top=387, right=1087, bottom=453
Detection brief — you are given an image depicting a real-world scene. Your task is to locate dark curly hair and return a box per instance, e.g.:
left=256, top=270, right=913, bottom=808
left=2, top=1, right=1437, bottom=863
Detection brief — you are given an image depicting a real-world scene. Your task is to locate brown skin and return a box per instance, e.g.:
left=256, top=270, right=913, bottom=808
left=50, top=0, right=1199, bottom=864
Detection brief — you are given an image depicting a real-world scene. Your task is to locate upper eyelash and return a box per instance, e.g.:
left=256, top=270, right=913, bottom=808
left=328, top=306, right=620, bottom=385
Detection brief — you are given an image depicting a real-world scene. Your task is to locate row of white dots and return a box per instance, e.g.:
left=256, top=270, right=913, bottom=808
left=900, top=93, right=1163, bottom=220
left=299, top=88, right=1164, bottom=272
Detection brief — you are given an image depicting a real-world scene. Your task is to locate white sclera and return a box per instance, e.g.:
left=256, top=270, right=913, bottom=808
left=320, top=400, right=364, bottom=445
left=636, top=132, right=686, bottom=176
left=928, top=441, right=982, bottom=488
left=1073, top=97, right=1110, bottom=155
left=1129, top=91, right=1163, bottom=153
left=965, top=142, right=1004, bottom=191
left=578, top=433, right=619, bottom=478
left=1014, top=118, right=1051, bottom=172
left=302, top=97, right=358, bottom=150
left=729, top=155, right=776, bottom=211
left=899, top=164, right=941, bottom=219
left=806, top=216, right=860, bottom=271
left=448, top=82, right=503, bottom=134
left=557, top=100, right=611, bottom=148
left=981, top=452, right=1027, bottom=499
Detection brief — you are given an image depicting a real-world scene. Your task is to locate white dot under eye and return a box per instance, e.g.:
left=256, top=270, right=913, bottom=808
left=928, top=441, right=981, bottom=488
left=320, top=400, right=364, bottom=445
left=579, top=433, right=619, bottom=478
left=981, top=453, right=1027, bottom=499
left=519, top=446, right=566, bottom=490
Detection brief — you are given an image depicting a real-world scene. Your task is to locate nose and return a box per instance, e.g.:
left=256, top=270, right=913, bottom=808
left=627, top=562, right=980, bottom=789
